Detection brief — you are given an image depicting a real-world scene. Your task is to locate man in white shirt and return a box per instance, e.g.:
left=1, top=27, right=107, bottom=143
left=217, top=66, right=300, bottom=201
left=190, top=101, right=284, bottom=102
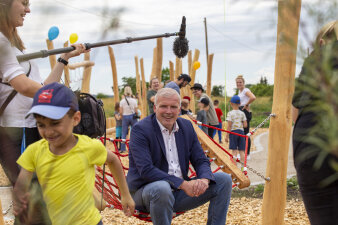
left=127, top=88, right=232, bottom=225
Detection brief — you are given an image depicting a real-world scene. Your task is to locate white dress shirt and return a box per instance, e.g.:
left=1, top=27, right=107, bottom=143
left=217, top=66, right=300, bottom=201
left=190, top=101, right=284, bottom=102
left=156, top=119, right=183, bottom=179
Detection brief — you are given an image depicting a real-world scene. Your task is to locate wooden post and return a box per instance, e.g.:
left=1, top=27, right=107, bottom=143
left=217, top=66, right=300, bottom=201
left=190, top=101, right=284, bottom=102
left=108, top=46, right=120, bottom=103
left=81, top=52, right=92, bottom=93
left=134, top=56, right=143, bottom=115
left=0, top=199, right=4, bottom=225
left=169, top=61, right=174, bottom=81
left=175, top=57, right=180, bottom=79
left=189, top=49, right=200, bottom=114
left=46, top=39, right=56, bottom=70
left=206, top=53, right=214, bottom=96
left=150, top=47, right=157, bottom=81
left=155, top=38, right=163, bottom=82
left=63, top=41, right=71, bottom=87
left=140, top=58, right=147, bottom=118
left=187, top=50, right=192, bottom=75
left=261, top=0, right=301, bottom=224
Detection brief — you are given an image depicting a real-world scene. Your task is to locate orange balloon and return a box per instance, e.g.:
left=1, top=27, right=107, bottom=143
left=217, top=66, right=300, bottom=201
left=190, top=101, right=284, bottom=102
left=193, top=61, right=201, bottom=70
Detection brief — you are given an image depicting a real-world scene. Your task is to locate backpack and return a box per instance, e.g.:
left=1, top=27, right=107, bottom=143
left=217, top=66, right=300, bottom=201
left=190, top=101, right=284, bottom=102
left=73, top=92, right=106, bottom=138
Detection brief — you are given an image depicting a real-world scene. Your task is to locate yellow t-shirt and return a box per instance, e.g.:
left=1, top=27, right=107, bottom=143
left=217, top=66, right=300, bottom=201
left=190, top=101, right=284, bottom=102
left=17, top=134, right=107, bottom=225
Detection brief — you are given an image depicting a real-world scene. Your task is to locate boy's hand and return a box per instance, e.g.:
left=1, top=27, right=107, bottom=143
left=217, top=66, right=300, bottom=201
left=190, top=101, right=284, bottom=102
left=121, top=194, right=135, bottom=217
left=13, top=192, right=29, bottom=216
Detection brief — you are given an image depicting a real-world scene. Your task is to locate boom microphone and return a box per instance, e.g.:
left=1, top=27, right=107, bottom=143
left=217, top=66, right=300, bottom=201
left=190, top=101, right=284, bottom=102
left=173, top=16, right=189, bottom=58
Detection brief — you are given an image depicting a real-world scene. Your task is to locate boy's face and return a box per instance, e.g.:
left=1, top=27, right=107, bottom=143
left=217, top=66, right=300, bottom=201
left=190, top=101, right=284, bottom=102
left=36, top=111, right=81, bottom=150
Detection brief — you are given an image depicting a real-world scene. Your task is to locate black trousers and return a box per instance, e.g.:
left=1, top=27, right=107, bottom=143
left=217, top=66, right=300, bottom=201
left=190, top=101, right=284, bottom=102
left=293, top=115, right=338, bottom=225
left=0, top=127, right=51, bottom=225
left=239, top=107, right=252, bottom=155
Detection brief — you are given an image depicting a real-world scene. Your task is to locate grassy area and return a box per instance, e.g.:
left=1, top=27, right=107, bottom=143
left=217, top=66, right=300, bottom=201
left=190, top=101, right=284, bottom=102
left=100, top=97, right=115, bottom=118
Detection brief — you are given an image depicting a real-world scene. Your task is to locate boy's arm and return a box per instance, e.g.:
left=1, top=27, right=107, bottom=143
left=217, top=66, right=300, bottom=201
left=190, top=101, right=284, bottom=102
left=105, top=150, right=135, bottom=216
left=13, top=169, right=33, bottom=217
left=225, top=121, right=232, bottom=142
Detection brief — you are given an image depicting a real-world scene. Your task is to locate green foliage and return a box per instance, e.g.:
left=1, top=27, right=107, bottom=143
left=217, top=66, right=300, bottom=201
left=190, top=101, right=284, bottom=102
left=162, top=67, right=170, bottom=83
left=211, top=85, right=225, bottom=97
left=96, top=93, right=108, bottom=99
left=120, top=76, right=137, bottom=96
left=254, top=184, right=264, bottom=193
left=287, top=177, right=299, bottom=190
left=250, top=83, right=273, bottom=97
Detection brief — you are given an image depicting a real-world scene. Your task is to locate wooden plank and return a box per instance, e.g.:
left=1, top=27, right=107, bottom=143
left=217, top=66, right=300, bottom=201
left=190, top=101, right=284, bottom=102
left=150, top=47, right=157, bottom=81
left=140, top=58, right=147, bottom=118
left=68, top=61, right=95, bottom=70
left=81, top=52, right=92, bottom=93
left=189, top=49, right=200, bottom=114
left=155, top=38, right=163, bottom=82
left=169, top=61, right=174, bottom=81
left=261, top=0, right=302, bottom=224
left=134, top=56, right=142, bottom=115
left=108, top=46, right=120, bottom=103
left=206, top=53, right=214, bottom=96
left=181, top=115, right=250, bottom=189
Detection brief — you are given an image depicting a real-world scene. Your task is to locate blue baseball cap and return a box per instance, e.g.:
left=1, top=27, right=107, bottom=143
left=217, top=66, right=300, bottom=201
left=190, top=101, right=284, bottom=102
left=26, top=82, right=78, bottom=120
left=230, top=95, right=241, bottom=104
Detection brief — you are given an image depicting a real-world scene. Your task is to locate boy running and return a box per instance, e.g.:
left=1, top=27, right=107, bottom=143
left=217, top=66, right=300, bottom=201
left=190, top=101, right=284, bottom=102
left=13, top=82, right=135, bottom=225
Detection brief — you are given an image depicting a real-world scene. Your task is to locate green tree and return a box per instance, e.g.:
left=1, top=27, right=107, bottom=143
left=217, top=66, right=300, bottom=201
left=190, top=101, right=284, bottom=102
left=211, top=85, right=225, bottom=97
left=162, top=67, right=170, bottom=83
left=120, top=76, right=136, bottom=96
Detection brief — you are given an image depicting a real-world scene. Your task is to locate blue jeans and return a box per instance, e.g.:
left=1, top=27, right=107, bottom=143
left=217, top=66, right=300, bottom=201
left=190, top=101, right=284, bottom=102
left=121, top=114, right=137, bottom=151
left=213, top=122, right=223, bottom=142
left=131, top=172, right=232, bottom=225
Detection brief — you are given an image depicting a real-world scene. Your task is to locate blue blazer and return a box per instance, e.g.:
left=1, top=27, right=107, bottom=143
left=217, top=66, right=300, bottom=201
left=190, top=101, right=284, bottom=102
left=127, top=114, right=215, bottom=192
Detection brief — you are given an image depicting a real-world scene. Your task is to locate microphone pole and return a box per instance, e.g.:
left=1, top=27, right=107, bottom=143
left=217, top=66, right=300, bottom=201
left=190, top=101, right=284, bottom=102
left=16, top=16, right=188, bottom=62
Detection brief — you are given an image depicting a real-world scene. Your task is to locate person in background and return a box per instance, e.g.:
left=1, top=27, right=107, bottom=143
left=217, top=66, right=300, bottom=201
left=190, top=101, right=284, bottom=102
left=164, top=73, right=191, bottom=94
left=225, top=95, right=247, bottom=167
left=147, top=77, right=160, bottom=115
left=213, top=99, right=223, bottom=143
left=119, top=86, right=138, bottom=152
left=0, top=1, right=88, bottom=223
left=114, top=102, right=122, bottom=151
left=235, top=75, right=256, bottom=157
left=196, top=97, right=209, bottom=134
left=292, top=20, right=338, bottom=225
left=191, top=83, right=219, bottom=138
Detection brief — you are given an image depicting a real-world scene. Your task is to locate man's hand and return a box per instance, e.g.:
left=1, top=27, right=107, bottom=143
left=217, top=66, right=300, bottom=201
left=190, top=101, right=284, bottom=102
left=180, top=179, right=209, bottom=197
left=121, top=194, right=135, bottom=217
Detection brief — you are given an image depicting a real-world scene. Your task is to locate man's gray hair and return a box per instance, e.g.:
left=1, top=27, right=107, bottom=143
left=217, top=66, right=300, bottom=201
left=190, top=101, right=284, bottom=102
left=154, top=88, right=181, bottom=106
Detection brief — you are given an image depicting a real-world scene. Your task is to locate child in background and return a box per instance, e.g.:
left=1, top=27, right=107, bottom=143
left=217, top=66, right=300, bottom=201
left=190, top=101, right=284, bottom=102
left=13, top=83, right=135, bottom=225
left=225, top=95, right=247, bottom=165
left=196, top=97, right=210, bottom=134
left=213, top=99, right=224, bottom=143
left=114, top=102, right=122, bottom=150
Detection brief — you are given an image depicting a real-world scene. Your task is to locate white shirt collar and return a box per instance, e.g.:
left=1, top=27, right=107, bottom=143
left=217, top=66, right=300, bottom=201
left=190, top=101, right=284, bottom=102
left=156, top=118, right=179, bottom=133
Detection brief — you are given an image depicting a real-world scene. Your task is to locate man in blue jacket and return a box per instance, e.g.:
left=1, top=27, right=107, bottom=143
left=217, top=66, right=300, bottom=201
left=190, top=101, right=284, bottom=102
left=127, top=88, right=232, bottom=225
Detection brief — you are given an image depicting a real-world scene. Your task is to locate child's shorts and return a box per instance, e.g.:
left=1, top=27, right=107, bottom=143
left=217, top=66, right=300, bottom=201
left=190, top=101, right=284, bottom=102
left=116, top=126, right=122, bottom=138
left=229, top=129, right=246, bottom=150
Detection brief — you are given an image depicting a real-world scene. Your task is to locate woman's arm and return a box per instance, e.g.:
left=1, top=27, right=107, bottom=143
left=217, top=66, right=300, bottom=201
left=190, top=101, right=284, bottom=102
left=243, top=90, right=256, bottom=110
left=43, top=44, right=88, bottom=85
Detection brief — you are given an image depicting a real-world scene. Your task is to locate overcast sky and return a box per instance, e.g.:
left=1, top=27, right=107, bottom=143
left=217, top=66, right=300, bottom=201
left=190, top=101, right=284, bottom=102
left=19, top=0, right=335, bottom=95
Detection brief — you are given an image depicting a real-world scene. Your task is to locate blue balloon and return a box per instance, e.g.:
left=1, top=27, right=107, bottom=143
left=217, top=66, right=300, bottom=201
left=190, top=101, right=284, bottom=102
left=48, top=26, right=59, bottom=41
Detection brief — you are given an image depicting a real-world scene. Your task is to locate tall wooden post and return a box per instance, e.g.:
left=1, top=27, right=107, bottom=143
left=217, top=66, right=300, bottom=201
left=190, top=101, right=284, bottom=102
left=261, top=0, right=301, bottom=224
left=0, top=199, right=4, bottom=225
left=63, top=41, right=71, bottom=87
left=169, top=61, right=174, bottom=81
left=140, top=58, right=147, bottom=118
left=150, top=47, right=157, bottom=81
left=134, top=56, right=143, bottom=115
left=187, top=50, right=192, bottom=75
left=175, top=57, right=181, bottom=79
left=206, top=53, right=214, bottom=96
left=108, top=46, right=120, bottom=103
left=46, top=39, right=56, bottom=70
left=190, top=49, right=200, bottom=114
left=155, top=38, right=163, bottom=82
left=81, top=52, right=92, bottom=93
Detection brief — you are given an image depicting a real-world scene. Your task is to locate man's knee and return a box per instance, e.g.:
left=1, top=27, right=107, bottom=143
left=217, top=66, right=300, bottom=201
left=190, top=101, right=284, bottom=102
left=143, top=181, right=174, bottom=202
left=214, top=172, right=232, bottom=191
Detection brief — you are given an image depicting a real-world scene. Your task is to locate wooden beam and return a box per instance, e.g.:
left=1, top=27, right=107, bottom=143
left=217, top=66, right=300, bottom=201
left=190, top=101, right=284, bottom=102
left=187, top=50, right=192, bottom=75
left=150, top=47, right=157, bottom=81
left=46, top=39, right=56, bottom=70
left=140, top=58, right=147, bottom=118
left=68, top=61, right=95, bottom=70
left=175, top=57, right=180, bottom=79
left=81, top=52, right=92, bottom=93
left=261, top=0, right=301, bottom=224
left=182, top=115, right=250, bottom=189
left=63, top=41, right=71, bottom=87
left=108, top=46, right=120, bottom=103
left=155, top=38, right=163, bottom=83
left=206, top=53, right=214, bottom=96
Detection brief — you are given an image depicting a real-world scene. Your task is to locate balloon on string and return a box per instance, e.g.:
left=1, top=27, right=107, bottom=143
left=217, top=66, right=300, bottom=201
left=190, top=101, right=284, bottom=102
left=193, top=61, right=200, bottom=70
left=48, top=26, right=59, bottom=41
left=69, top=33, right=78, bottom=44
